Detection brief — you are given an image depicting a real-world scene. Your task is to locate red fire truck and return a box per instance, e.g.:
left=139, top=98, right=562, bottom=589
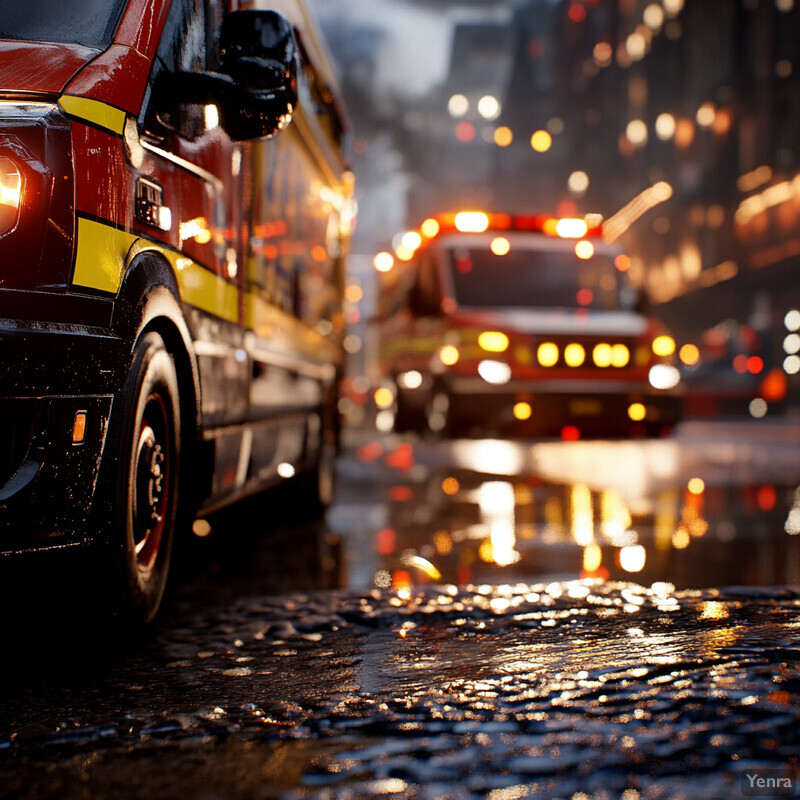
left=371, top=211, right=683, bottom=439
left=0, top=0, right=352, bottom=625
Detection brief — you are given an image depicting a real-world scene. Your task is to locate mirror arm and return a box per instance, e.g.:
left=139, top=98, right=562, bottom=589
left=164, top=71, right=237, bottom=106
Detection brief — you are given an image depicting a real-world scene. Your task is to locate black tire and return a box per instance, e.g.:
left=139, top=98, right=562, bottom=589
left=104, top=330, right=182, bottom=627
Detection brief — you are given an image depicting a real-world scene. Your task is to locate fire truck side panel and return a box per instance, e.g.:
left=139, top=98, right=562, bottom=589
left=0, top=0, right=350, bottom=625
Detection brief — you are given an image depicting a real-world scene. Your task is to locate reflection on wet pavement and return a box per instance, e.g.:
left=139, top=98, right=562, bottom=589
left=1, top=581, right=799, bottom=799
left=3, top=420, right=800, bottom=799
left=331, top=420, right=800, bottom=593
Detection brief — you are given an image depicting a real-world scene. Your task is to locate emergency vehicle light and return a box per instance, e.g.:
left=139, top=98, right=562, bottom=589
left=555, top=218, right=588, bottom=238
left=0, top=155, right=22, bottom=234
left=423, top=211, right=604, bottom=239
left=454, top=211, right=489, bottom=232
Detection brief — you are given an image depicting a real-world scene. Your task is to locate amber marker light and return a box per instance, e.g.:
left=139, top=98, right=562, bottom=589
left=494, top=126, right=513, bottom=147
left=478, top=331, right=509, bottom=352
left=679, top=343, right=700, bottom=366
left=564, top=343, right=585, bottom=367
left=537, top=342, right=559, bottom=367
left=614, top=254, right=631, bottom=272
left=72, top=410, right=87, bottom=444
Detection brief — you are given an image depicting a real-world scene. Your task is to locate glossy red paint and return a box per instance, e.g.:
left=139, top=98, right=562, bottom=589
left=64, top=44, right=154, bottom=114
left=0, top=42, right=94, bottom=94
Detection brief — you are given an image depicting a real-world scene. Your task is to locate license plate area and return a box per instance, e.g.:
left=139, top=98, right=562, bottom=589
left=569, top=398, right=603, bottom=416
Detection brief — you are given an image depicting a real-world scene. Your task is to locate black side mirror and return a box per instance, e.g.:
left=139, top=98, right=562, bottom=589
left=218, top=11, right=298, bottom=141
left=153, top=11, right=298, bottom=142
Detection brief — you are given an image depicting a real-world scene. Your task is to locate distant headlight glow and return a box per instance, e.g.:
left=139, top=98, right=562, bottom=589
left=648, top=363, right=681, bottom=390
left=478, top=360, right=512, bottom=385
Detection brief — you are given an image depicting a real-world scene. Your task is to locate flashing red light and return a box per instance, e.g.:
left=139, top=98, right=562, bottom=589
left=419, top=211, right=604, bottom=239
left=746, top=355, right=764, bottom=374
left=561, top=425, right=581, bottom=441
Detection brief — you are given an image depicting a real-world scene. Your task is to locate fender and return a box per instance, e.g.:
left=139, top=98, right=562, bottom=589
left=112, top=250, right=203, bottom=433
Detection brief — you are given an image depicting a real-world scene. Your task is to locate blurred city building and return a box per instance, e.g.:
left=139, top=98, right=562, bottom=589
left=310, top=0, right=800, bottom=416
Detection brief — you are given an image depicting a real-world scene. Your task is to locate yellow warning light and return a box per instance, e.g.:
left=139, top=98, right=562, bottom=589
left=610, top=344, right=630, bottom=367
left=478, top=331, right=509, bottom=352
left=593, top=343, right=612, bottom=367
left=564, top=343, right=586, bottom=367
left=537, top=342, right=559, bottom=367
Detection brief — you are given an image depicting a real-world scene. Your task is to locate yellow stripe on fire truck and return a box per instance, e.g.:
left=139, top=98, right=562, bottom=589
left=72, top=217, right=239, bottom=324
left=57, top=95, right=127, bottom=136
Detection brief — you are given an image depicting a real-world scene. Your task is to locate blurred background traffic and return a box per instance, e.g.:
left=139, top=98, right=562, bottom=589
left=307, top=0, right=800, bottom=427
left=292, top=0, right=800, bottom=596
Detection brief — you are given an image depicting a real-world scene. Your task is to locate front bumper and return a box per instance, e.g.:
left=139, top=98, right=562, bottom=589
left=441, top=375, right=683, bottom=437
left=0, top=312, right=124, bottom=551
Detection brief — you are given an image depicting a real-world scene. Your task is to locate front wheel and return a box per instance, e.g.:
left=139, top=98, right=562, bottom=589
left=104, top=330, right=182, bottom=627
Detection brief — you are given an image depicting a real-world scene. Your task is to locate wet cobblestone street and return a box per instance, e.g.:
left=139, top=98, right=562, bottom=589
left=2, top=580, right=800, bottom=799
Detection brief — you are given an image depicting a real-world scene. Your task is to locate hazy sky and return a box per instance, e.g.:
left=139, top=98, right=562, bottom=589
left=310, top=0, right=459, bottom=99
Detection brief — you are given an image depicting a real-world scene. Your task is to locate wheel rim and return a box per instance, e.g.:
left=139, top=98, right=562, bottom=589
left=132, top=393, right=171, bottom=573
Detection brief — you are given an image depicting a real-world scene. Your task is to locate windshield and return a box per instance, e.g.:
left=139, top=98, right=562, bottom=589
left=0, top=0, right=127, bottom=48
left=446, top=244, right=635, bottom=312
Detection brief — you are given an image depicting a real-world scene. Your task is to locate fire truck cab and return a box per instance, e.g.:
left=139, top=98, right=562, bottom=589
left=371, top=212, right=683, bottom=439
left=0, top=0, right=352, bottom=626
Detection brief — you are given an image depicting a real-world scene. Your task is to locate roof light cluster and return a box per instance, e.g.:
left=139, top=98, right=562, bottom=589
left=376, top=210, right=609, bottom=272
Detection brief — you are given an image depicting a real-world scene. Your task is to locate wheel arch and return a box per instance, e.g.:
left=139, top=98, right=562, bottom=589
left=112, top=250, right=202, bottom=436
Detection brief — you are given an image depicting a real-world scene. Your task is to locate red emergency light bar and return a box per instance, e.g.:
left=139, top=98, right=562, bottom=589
left=425, top=211, right=605, bottom=239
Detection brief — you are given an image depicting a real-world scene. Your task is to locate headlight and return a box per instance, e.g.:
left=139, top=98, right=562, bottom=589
left=648, top=363, right=681, bottom=390
left=0, top=155, right=22, bottom=234
left=478, top=360, right=512, bottom=385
